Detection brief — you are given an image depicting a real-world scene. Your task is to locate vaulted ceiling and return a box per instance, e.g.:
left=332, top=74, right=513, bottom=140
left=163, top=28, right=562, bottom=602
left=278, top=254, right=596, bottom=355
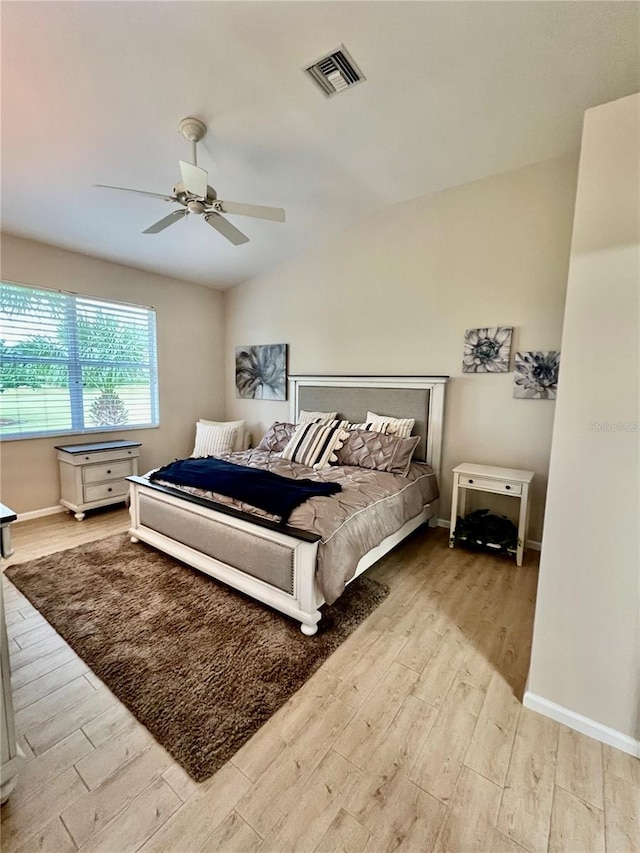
left=2, top=1, right=638, bottom=289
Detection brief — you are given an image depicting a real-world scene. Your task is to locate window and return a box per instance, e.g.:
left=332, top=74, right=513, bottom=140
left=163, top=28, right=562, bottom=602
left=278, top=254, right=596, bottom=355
left=0, top=282, right=159, bottom=439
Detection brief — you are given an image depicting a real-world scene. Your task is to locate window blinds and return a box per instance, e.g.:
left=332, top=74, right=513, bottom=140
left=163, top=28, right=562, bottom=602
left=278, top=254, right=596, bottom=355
left=0, top=282, right=159, bottom=439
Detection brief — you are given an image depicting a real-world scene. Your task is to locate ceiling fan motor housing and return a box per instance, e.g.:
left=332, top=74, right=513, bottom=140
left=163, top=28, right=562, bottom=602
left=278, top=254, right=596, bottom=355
left=178, top=117, right=206, bottom=143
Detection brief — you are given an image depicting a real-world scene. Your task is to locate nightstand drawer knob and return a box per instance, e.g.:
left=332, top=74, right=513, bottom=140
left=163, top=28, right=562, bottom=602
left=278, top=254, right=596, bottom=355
left=107, top=487, right=112, bottom=493
left=505, top=485, right=511, bottom=490
left=468, top=479, right=474, bottom=484
left=106, top=469, right=112, bottom=474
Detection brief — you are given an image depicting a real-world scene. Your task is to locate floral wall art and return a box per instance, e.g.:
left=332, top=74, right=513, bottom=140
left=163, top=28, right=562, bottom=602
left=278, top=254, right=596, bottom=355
left=513, top=351, right=560, bottom=399
left=235, top=343, right=287, bottom=400
left=462, top=326, right=513, bottom=373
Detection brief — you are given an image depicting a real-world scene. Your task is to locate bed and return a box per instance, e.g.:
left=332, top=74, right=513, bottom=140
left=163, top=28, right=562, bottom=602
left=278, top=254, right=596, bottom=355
left=127, top=374, right=448, bottom=634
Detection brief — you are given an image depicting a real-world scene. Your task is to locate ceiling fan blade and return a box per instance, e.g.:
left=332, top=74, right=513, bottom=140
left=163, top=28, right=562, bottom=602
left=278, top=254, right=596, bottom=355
left=94, top=184, right=175, bottom=201
left=179, top=161, right=208, bottom=198
left=215, top=200, right=286, bottom=222
left=204, top=212, right=249, bottom=245
left=142, top=210, right=188, bottom=234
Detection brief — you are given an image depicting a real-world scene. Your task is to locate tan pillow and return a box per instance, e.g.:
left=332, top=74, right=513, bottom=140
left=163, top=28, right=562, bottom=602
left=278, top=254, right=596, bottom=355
left=254, top=422, right=296, bottom=452
left=335, top=429, right=420, bottom=476
left=199, top=418, right=245, bottom=452
left=366, top=411, right=415, bottom=439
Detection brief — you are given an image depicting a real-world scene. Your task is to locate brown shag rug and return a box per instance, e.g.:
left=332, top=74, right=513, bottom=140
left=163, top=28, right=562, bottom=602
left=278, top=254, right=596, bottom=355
left=5, top=534, right=388, bottom=781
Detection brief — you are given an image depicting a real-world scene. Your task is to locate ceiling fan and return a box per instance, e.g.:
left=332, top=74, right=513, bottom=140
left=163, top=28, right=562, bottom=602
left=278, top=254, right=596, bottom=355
left=95, top=117, right=286, bottom=245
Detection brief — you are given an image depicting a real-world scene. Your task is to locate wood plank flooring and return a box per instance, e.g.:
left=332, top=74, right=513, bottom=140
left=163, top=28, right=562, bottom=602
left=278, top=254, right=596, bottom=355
left=1, top=510, right=638, bottom=853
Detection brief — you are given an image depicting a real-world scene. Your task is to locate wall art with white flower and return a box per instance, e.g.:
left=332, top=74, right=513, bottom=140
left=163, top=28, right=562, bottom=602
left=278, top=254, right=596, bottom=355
left=513, top=351, right=560, bottom=399
left=462, top=326, right=513, bottom=373
left=235, top=343, right=288, bottom=400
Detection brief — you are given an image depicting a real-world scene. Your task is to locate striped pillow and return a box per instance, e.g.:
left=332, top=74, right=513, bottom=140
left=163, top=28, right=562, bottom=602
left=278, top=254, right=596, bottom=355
left=281, top=421, right=350, bottom=470
left=192, top=422, right=239, bottom=458
left=298, top=410, right=338, bottom=424
left=199, top=418, right=245, bottom=452
left=366, top=411, right=415, bottom=439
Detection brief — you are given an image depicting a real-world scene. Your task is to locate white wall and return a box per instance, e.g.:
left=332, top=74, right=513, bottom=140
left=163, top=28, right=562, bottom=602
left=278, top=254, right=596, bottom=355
left=0, top=235, right=225, bottom=514
left=526, top=94, right=640, bottom=747
left=224, top=154, right=579, bottom=541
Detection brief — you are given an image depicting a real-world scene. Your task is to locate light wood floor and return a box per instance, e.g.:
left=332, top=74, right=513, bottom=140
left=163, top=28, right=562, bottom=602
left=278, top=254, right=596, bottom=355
left=1, top=510, right=638, bottom=853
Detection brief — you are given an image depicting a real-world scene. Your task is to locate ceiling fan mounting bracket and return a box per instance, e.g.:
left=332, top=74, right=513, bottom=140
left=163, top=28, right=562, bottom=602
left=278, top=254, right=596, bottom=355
left=179, top=117, right=207, bottom=143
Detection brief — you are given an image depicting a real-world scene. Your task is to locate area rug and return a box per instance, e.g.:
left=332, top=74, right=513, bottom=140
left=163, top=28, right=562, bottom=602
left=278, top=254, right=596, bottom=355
left=5, top=534, right=388, bottom=781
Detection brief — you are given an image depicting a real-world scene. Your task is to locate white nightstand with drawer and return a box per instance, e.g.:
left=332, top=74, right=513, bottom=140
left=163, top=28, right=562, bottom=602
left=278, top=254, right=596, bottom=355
left=449, top=463, right=534, bottom=566
left=56, top=440, right=141, bottom=520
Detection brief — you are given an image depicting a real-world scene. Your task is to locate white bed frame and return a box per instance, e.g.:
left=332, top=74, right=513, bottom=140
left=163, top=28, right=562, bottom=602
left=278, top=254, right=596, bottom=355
left=128, top=375, right=447, bottom=635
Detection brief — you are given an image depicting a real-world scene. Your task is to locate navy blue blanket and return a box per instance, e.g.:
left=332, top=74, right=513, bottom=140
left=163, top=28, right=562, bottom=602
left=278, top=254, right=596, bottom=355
left=149, top=457, right=342, bottom=523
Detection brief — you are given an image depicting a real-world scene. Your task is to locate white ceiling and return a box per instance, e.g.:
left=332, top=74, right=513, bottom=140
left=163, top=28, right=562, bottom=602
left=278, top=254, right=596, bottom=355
left=1, top=1, right=638, bottom=290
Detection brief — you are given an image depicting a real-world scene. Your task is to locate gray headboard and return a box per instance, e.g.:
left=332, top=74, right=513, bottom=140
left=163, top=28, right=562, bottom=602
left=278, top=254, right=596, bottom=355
left=289, top=375, right=448, bottom=475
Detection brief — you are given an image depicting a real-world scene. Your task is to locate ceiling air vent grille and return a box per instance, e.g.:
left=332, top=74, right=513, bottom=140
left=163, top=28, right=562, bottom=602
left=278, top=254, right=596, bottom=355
left=305, top=46, right=365, bottom=97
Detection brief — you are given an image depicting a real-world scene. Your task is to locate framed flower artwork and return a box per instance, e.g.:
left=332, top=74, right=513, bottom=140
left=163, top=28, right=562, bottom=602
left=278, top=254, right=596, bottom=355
left=513, top=351, right=560, bottom=399
left=462, top=327, right=513, bottom=373
left=235, top=343, right=288, bottom=400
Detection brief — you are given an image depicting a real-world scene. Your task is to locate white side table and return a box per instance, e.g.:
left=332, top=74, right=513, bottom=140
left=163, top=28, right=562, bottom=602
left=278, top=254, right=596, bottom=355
left=56, top=440, right=141, bottom=521
left=449, top=463, right=534, bottom=566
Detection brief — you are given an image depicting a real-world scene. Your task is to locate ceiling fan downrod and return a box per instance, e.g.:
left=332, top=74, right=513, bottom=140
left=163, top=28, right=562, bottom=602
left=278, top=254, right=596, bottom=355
left=179, top=117, right=207, bottom=167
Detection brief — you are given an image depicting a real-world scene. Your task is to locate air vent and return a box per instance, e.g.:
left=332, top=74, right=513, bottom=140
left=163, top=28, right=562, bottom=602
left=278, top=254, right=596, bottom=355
left=304, top=46, right=365, bottom=97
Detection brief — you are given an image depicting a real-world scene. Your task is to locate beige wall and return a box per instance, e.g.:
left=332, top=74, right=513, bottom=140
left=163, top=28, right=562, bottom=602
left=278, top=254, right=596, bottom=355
left=527, top=95, right=640, bottom=741
left=0, top=234, right=225, bottom=514
left=224, top=154, right=579, bottom=540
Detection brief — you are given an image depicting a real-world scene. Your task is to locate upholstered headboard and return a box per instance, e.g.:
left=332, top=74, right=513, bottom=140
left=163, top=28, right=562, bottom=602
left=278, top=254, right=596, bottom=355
left=289, top=375, right=448, bottom=475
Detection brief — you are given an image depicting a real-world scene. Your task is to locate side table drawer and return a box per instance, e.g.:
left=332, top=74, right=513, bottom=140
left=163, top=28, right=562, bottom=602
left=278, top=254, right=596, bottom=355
left=83, top=481, right=129, bottom=503
left=82, top=460, right=135, bottom=484
left=459, top=476, right=522, bottom=496
left=64, top=448, right=140, bottom=466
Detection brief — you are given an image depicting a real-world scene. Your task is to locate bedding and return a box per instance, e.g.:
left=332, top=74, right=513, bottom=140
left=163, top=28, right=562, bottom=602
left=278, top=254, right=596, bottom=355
left=298, top=410, right=337, bottom=424
left=199, top=418, right=246, bottom=452
left=192, top=421, right=239, bottom=457
left=254, top=421, right=295, bottom=452
left=366, top=411, right=415, bottom=439
left=280, top=421, right=350, bottom=469
left=151, top=448, right=438, bottom=604
left=335, top=429, right=420, bottom=476
left=149, top=457, right=342, bottom=523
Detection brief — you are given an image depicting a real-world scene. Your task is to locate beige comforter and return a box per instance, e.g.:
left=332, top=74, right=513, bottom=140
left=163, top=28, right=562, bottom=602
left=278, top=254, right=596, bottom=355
left=153, top=449, right=438, bottom=604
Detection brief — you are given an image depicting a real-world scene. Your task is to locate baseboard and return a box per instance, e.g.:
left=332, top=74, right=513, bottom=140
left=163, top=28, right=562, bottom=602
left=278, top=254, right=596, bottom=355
left=523, top=691, right=640, bottom=758
left=16, top=505, right=64, bottom=523
left=436, top=518, right=541, bottom=551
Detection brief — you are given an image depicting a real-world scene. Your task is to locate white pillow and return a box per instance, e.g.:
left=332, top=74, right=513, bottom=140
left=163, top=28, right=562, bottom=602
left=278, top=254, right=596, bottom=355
left=366, top=411, right=415, bottom=439
left=298, top=410, right=338, bottom=424
left=192, top=422, right=239, bottom=458
left=199, top=418, right=245, bottom=452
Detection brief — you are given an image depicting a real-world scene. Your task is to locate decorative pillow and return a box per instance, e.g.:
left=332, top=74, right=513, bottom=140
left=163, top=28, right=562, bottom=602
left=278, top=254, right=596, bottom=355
left=192, top=422, right=239, bottom=458
left=298, top=410, right=338, bottom=425
left=366, top=411, right=415, bottom=439
left=199, top=418, right=246, bottom=453
left=281, top=421, right=350, bottom=470
left=335, top=430, right=420, bottom=476
left=254, top=421, right=296, bottom=453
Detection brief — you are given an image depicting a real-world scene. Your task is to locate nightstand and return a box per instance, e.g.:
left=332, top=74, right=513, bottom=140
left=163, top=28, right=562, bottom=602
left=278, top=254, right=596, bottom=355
left=449, top=463, right=534, bottom=566
left=56, top=440, right=141, bottom=521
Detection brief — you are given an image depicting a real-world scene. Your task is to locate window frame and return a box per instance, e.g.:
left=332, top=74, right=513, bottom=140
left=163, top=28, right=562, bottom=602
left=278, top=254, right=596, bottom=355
left=0, top=281, right=160, bottom=441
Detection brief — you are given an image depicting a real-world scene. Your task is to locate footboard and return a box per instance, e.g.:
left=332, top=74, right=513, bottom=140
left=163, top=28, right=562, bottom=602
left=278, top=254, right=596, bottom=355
left=127, top=478, right=324, bottom=635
